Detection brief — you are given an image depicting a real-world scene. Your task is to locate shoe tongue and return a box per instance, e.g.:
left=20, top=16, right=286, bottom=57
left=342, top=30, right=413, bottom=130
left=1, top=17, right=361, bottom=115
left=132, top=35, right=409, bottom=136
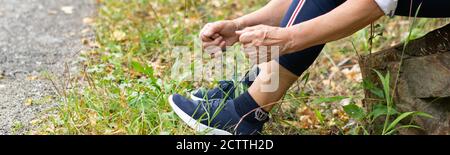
left=218, top=81, right=233, bottom=88
left=241, top=66, right=260, bottom=87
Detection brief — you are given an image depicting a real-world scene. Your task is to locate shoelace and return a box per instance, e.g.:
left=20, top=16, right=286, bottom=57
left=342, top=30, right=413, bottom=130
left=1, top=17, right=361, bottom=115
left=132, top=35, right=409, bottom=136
left=196, top=98, right=230, bottom=124
left=210, top=81, right=234, bottom=97
left=199, top=98, right=228, bottom=111
left=217, top=81, right=234, bottom=90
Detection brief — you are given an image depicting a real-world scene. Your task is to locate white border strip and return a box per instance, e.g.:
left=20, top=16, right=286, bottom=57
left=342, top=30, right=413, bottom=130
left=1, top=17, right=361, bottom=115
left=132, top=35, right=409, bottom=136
left=287, top=0, right=306, bottom=27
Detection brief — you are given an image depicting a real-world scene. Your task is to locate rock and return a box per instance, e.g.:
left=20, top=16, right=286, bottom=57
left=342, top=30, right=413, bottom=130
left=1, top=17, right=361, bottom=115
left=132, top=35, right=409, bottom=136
left=359, top=24, right=450, bottom=135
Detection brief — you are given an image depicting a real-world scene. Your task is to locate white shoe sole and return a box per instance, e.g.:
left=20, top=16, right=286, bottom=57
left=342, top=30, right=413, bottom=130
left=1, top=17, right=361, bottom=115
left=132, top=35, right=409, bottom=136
left=168, top=95, right=232, bottom=135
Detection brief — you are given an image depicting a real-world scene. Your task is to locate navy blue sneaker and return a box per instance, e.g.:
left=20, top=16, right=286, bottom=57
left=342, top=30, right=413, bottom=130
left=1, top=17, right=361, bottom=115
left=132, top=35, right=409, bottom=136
left=190, top=66, right=260, bottom=101
left=169, top=94, right=269, bottom=135
left=190, top=80, right=236, bottom=101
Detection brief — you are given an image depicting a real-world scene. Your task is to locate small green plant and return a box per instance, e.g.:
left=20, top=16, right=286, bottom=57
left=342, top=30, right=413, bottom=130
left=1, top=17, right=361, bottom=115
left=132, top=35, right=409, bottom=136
left=373, top=70, right=432, bottom=135
left=343, top=70, right=433, bottom=135
left=11, top=121, right=24, bottom=134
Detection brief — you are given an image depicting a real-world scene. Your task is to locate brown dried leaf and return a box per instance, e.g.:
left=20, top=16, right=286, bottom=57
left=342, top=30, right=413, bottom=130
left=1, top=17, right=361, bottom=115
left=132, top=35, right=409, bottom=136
left=81, top=38, right=89, bottom=45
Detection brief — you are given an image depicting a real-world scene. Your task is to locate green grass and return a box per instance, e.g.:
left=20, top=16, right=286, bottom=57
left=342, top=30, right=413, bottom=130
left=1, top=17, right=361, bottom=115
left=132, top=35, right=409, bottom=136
left=33, top=0, right=449, bottom=135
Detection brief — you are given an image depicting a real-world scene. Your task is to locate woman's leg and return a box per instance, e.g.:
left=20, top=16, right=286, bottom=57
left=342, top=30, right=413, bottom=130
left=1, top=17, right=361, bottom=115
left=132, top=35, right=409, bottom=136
left=248, top=0, right=345, bottom=111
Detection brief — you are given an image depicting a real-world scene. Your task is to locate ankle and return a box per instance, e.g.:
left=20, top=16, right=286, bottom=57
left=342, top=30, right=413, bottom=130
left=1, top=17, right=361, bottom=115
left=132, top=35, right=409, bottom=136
left=246, top=61, right=299, bottom=112
left=233, top=92, right=270, bottom=123
left=247, top=89, right=276, bottom=112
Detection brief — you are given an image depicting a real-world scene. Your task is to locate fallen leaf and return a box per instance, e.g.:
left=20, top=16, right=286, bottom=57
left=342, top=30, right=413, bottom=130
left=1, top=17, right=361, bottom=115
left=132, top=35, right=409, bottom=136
left=299, top=116, right=315, bottom=129
left=296, top=106, right=314, bottom=117
left=322, top=79, right=336, bottom=89
left=48, top=10, right=58, bottom=15
left=327, top=118, right=337, bottom=126
left=339, top=98, right=351, bottom=106
left=330, top=66, right=339, bottom=73
left=30, top=119, right=42, bottom=125
left=111, top=129, right=126, bottom=135
left=81, top=28, right=90, bottom=34
left=81, top=38, right=89, bottom=45
left=26, top=75, right=38, bottom=81
left=211, top=1, right=221, bottom=7
left=89, top=41, right=100, bottom=48
left=45, top=123, right=55, bottom=133
left=295, top=106, right=319, bottom=129
left=79, top=50, right=88, bottom=55
left=25, top=98, right=33, bottom=106
left=113, top=30, right=126, bottom=41
left=341, top=64, right=362, bottom=82
left=61, top=6, right=74, bottom=14
left=83, top=17, right=94, bottom=25
left=88, top=110, right=98, bottom=126
left=332, top=109, right=339, bottom=116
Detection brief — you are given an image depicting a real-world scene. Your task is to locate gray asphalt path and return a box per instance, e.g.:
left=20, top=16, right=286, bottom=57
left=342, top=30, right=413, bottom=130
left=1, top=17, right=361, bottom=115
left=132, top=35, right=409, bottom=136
left=0, top=0, right=94, bottom=134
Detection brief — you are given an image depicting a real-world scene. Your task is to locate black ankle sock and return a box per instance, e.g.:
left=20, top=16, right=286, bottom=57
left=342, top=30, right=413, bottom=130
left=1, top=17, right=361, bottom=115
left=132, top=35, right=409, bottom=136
left=233, top=91, right=269, bottom=123
left=241, top=66, right=260, bottom=87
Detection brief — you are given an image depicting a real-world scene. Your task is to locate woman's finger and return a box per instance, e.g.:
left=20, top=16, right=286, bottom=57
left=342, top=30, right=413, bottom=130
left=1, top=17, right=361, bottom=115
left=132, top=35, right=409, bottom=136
left=239, top=31, right=258, bottom=44
left=201, top=34, right=213, bottom=42
left=236, top=27, right=257, bottom=36
left=212, top=33, right=220, bottom=39
left=202, top=36, right=223, bottom=49
left=219, top=41, right=226, bottom=50
left=236, top=29, right=253, bottom=36
left=204, top=37, right=224, bottom=55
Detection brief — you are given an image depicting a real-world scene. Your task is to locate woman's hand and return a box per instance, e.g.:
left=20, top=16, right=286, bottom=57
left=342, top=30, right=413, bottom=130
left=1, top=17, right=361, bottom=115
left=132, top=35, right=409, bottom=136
left=198, top=0, right=293, bottom=57
left=199, top=20, right=241, bottom=56
left=236, top=25, right=293, bottom=64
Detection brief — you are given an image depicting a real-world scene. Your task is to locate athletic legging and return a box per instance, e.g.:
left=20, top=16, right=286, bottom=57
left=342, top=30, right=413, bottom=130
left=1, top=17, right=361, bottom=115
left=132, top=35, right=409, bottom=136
left=277, top=0, right=450, bottom=76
